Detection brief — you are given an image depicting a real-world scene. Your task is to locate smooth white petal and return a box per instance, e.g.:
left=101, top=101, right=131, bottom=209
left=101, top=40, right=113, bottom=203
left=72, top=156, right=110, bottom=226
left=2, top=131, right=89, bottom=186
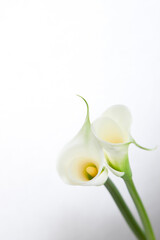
left=57, top=129, right=108, bottom=185
left=92, top=110, right=132, bottom=176
left=103, top=105, right=156, bottom=151
left=57, top=97, right=108, bottom=186
left=102, top=105, right=132, bottom=134
left=92, top=116, right=129, bottom=144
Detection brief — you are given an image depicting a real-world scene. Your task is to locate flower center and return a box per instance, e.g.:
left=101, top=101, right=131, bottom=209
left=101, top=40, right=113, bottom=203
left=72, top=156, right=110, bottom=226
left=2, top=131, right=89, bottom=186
left=85, top=165, right=98, bottom=180
left=71, top=159, right=99, bottom=182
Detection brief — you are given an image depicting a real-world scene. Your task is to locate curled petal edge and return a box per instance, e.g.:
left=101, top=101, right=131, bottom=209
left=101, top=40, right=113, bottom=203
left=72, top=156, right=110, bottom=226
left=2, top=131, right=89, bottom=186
left=103, top=151, right=125, bottom=177
left=79, top=167, right=109, bottom=186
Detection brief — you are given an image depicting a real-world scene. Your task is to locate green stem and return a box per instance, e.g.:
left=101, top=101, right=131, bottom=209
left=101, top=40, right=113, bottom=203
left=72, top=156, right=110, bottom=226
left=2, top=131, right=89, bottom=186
left=124, top=177, right=155, bottom=240
left=104, top=178, right=146, bottom=240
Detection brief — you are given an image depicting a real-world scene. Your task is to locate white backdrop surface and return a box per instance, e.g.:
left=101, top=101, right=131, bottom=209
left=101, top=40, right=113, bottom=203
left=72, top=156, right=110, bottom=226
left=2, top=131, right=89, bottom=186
left=0, top=0, right=160, bottom=239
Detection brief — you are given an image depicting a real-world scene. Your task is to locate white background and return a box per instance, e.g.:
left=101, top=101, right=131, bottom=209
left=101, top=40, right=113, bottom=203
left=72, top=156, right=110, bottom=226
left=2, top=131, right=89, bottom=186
left=0, top=0, right=160, bottom=239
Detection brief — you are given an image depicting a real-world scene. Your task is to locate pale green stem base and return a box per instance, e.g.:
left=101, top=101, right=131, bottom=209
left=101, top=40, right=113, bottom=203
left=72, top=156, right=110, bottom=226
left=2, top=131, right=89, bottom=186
left=104, top=178, right=146, bottom=240
left=124, top=178, right=155, bottom=240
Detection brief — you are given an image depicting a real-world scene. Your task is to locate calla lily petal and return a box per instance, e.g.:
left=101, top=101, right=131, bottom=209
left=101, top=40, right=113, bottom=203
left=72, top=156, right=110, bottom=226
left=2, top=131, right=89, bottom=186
left=102, top=104, right=132, bottom=135
left=92, top=104, right=156, bottom=178
left=92, top=105, right=133, bottom=177
left=92, top=117, right=131, bottom=177
left=102, top=104, right=156, bottom=150
left=92, top=116, right=130, bottom=144
left=57, top=96, right=108, bottom=186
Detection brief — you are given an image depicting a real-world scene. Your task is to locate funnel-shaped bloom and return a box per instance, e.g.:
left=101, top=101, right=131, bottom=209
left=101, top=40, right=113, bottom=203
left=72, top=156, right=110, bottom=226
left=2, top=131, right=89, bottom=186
left=57, top=97, right=108, bottom=186
left=92, top=105, right=154, bottom=178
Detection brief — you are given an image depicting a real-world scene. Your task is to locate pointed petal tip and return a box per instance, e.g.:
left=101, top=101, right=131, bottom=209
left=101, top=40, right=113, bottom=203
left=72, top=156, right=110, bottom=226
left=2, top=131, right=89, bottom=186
left=76, top=94, right=90, bottom=123
left=132, top=138, right=158, bottom=151
left=76, top=94, right=88, bottom=105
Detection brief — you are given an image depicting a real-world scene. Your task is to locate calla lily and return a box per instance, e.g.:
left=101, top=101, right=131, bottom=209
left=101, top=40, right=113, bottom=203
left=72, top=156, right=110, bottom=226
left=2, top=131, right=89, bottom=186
left=57, top=96, right=108, bottom=186
left=92, top=105, right=154, bottom=178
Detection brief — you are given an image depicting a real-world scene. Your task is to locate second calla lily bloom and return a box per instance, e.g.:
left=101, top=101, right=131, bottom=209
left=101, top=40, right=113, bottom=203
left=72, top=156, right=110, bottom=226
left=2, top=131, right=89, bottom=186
left=92, top=105, right=153, bottom=179
left=57, top=97, right=108, bottom=186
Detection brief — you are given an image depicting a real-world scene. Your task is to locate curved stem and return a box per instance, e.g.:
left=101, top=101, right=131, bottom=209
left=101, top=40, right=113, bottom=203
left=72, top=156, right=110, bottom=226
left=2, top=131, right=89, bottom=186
left=124, top=177, right=155, bottom=240
left=104, top=178, right=146, bottom=240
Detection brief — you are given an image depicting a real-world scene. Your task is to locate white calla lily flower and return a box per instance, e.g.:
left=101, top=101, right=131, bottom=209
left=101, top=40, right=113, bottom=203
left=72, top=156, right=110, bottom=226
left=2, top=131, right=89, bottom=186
left=57, top=97, right=108, bottom=186
left=92, top=105, right=154, bottom=178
